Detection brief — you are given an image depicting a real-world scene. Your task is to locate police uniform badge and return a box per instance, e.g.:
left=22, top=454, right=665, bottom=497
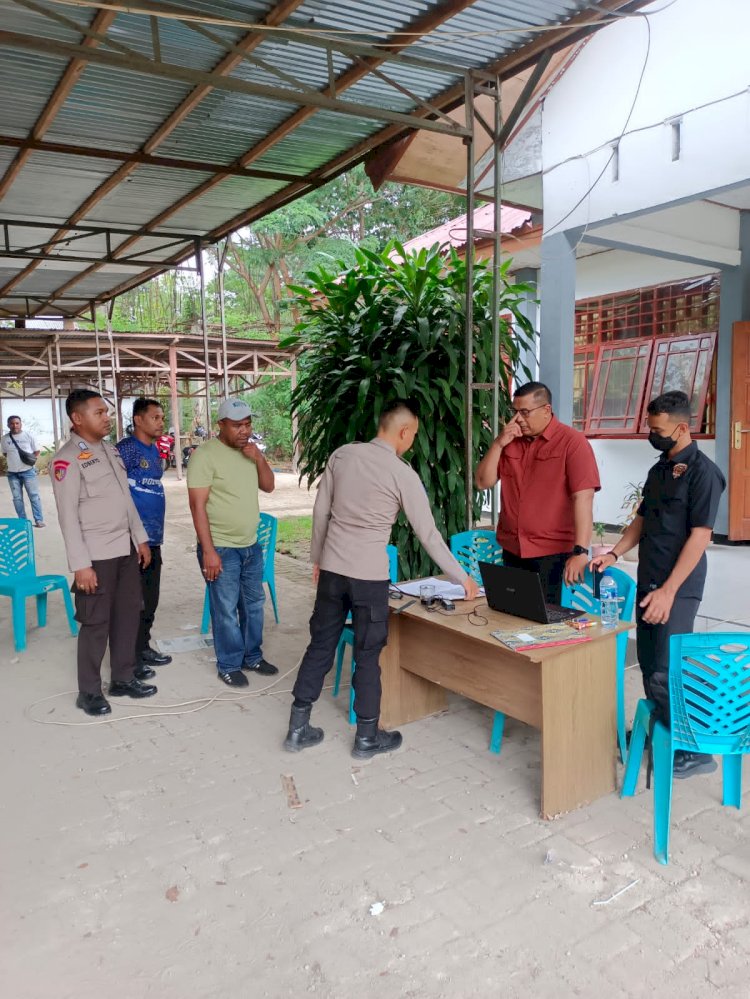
left=140, top=458, right=149, bottom=469
left=52, top=460, right=70, bottom=481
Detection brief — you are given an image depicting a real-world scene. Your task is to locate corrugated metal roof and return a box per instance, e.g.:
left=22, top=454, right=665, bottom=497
left=0, top=0, right=640, bottom=318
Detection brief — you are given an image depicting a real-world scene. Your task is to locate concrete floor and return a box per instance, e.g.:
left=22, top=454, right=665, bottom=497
left=2, top=472, right=750, bottom=999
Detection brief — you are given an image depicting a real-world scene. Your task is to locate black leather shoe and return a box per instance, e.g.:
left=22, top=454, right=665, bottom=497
left=284, top=704, right=324, bottom=752
left=673, top=751, right=717, bottom=780
left=140, top=646, right=172, bottom=666
left=109, top=679, right=158, bottom=698
left=352, top=717, right=402, bottom=760
left=218, top=669, right=249, bottom=687
left=76, top=692, right=111, bottom=716
left=243, top=657, right=278, bottom=676
left=134, top=663, right=156, bottom=680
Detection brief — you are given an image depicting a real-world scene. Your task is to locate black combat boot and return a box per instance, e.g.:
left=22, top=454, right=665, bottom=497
left=352, top=717, right=402, bottom=760
left=284, top=703, right=324, bottom=752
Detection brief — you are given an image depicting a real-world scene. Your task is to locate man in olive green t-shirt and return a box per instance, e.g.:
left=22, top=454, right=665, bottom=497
left=187, top=399, right=276, bottom=687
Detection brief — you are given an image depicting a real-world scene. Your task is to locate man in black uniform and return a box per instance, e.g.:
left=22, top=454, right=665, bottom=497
left=591, top=391, right=725, bottom=779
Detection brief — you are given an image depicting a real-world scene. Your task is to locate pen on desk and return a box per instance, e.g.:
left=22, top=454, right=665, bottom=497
left=392, top=598, right=417, bottom=615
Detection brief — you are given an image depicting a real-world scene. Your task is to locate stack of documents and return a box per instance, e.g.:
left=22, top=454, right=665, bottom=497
left=396, top=577, right=483, bottom=601
left=491, top=623, right=591, bottom=652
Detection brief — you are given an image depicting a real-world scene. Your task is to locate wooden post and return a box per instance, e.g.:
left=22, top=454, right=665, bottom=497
left=47, top=344, right=59, bottom=450
left=169, top=343, right=183, bottom=481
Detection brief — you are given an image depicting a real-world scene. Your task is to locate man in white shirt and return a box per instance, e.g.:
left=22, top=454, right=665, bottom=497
left=1, top=415, right=45, bottom=527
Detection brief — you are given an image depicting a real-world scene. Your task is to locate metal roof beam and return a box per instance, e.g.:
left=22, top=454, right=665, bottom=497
left=0, top=8, right=117, bottom=201
left=0, top=134, right=309, bottom=182
left=0, top=32, right=471, bottom=138
left=0, top=249, right=192, bottom=268
left=1, top=217, right=199, bottom=242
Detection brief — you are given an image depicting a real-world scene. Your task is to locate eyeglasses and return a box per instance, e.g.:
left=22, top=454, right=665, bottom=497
left=513, top=403, right=548, bottom=419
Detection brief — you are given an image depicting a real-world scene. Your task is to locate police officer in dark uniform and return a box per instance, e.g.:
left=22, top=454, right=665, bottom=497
left=591, top=391, right=725, bottom=779
left=51, top=389, right=158, bottom=716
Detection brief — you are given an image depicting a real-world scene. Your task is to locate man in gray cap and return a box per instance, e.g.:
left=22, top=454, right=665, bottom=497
left=187, top=399, right=277, bottom=686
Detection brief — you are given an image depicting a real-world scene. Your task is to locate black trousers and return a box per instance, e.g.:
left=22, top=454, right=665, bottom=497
left=136, top=545, right=162, bottom=655
left=293, top=570, right=390, bottom=720
left=502, top=549, right=571, bottom=604
left=636, top=594, right=701, bottom=726
left=74, top=549, right=142, bottom=695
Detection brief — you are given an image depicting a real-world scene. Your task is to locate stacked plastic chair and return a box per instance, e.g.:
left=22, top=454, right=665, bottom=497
left=0, top=517, right=78, bottom=652
left=200, top=512, right=279, bottom=633
left=332, top=544, right=398, bottom=725
left=488, top=566, right=636, bottom=759
left=449, top=529, right=503, bottom=584
left=621, top=632, right=750, bottom=864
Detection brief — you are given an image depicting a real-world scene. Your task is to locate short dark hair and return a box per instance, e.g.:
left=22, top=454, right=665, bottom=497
left=513, top=381, right=552, bottom=406
left=6, top=415, right=20, bottom=426
left=65, top=389, right=102, bottom=418
left=378, top=398, right=419, bottom=430
left=647, top=390, right=691, bottom=421
left=133, top=397, right=162, bottom=420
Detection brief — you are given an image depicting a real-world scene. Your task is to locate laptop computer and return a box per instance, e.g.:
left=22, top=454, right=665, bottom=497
left=478, top=562, right=583, bottom=625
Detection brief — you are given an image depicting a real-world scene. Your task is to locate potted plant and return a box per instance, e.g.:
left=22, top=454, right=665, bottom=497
left=620, top=481, right=644, bottom=562
left=591, top=522, right=608, bottom=557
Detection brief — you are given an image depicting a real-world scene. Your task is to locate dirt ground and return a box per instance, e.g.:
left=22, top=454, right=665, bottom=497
left=2, top=472, right=750, bottom=999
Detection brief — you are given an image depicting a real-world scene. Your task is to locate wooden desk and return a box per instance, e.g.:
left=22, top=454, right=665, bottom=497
left=379, top=598, right=631, bottom=818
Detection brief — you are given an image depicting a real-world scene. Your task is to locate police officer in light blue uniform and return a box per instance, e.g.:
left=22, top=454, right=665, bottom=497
left=117, top=398, right=172, bottom=676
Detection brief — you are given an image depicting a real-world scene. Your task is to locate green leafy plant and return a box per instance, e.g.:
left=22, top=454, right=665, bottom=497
left=621, top=481, right=644, bottom=527
left=593, top=522, right=606, bottom=545
left=281, top=241, right=536, bottom=578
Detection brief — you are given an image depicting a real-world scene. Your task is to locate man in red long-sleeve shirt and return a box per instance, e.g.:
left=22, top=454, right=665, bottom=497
left=475, top=381, right=601, bottom=604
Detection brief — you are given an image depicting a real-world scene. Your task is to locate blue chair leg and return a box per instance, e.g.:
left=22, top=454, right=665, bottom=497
left=489, top=711, right=505, bottom=754
left=349, top=656, right=356, bottom=725
left=267, top=578, right=279, bottom=624
left=36, top=592, right=48, bottom=628
left=621, top=699, right=654, bottom=797
left=652, top=721, right=673, bottom=865
left=200, top=587, right=211, bottom=634
left=333, top=636, right=346, bottom=697
left=616, top=644, right=626, bottom=763
left=722, top=754, right=743, bottom=809
left=11, top=594, right=27, bottom=652
left=61, top=583, right=79, bottom=636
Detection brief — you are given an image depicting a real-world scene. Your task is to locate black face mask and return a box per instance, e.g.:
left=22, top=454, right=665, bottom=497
left=648, top=430, right=677, bottom=452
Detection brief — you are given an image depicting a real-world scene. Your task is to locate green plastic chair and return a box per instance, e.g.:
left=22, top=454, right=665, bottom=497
left=489, top=565, right=636, bottom=760
left=332, top=545, right=398, bottom=724
left=449, top=529, right=503, bottom=584
left=0, top=517, right=78, bottom=651
left=622, top=632, right=750, bottom=864
left=200, top=512, right=279, bottom=633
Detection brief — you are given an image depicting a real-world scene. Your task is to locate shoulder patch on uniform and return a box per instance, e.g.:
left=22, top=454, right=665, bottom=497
left=52, top=459, right=70, bottom=481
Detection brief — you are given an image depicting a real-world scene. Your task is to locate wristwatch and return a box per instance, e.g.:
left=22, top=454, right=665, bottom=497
left=572, top=545, right=589, bottom=557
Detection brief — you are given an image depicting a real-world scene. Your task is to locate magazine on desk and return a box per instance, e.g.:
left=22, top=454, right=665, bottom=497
left=490, top=622, right=592, bottom=652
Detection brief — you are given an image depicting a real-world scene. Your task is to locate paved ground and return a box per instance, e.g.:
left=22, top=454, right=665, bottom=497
left=2, top=473, right=750, bottom=999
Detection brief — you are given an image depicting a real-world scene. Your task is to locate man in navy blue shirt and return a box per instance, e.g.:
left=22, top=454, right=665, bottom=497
left=117, top=398, right=172, bottom=677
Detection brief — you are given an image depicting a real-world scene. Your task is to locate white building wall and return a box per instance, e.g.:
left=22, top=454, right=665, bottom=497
left=542, top=0, right=750, bottom=230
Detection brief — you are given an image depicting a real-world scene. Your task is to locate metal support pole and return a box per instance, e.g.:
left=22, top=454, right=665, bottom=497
left=218, top=239, right=230, bottom=397
left=169, top=343, right=183, bottom=481
left=291, top=356, right=299, bottom=474
left=106, top=306, right=120, bottom=440
left=92, top=300, right=103, bottom=393
left=464, top=73, right=476, bottom=530
left=195, top=238, right=213, bottom=431
left=490, top=77, right=502, bottom=526
left=47, top=344, right=59, bottom=450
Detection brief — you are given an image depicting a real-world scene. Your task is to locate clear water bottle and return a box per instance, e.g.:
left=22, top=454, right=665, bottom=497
left=599, top=575, right=619, bottom=628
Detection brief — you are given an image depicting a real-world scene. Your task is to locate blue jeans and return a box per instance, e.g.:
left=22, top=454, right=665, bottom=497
left=7, top=469, right=44, bottom=524
left=199, top=543, right=265, bottom=672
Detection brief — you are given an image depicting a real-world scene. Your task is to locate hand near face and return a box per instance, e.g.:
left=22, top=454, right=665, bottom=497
left=241, top=442, right=264, bottom=463
left=497, top=414, right=523, bottom=449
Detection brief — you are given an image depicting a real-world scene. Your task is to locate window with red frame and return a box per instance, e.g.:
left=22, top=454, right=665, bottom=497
left=575, top=275, right=719, bottom=436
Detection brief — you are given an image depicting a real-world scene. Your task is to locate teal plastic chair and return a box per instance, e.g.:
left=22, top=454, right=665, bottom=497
left=0, top=517, right=78, bottom=651
left=449, top=530, right=503, bottom=584
left=332, top=544, right=398, bottom=725
left=200, top=512, right=279, bottom=633
left=621, top=633, right=750, bottom=864
left=489, top=565, right=637, bottom=759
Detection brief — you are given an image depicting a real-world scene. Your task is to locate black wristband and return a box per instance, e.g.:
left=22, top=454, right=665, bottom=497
left=572, top=544, right=588, bottom=557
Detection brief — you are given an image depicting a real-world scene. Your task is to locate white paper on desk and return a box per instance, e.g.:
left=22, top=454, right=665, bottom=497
left=396, top=577, right=483, bottom=601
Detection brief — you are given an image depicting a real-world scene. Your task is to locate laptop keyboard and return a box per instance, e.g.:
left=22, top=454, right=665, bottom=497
left=545, top=606, right=575, bottom=623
